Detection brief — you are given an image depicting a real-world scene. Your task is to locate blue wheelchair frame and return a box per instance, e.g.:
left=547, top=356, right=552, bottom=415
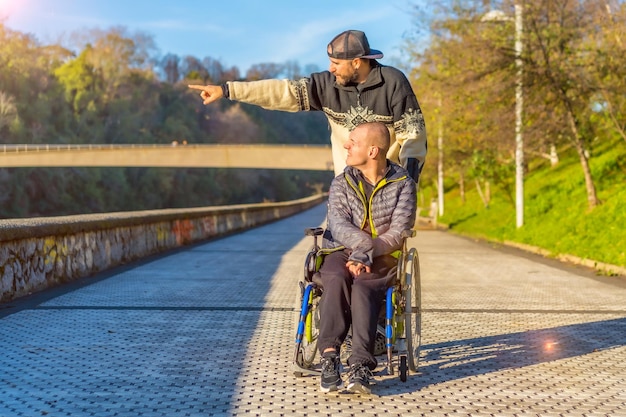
left=292, top=227, right=421, bottom=382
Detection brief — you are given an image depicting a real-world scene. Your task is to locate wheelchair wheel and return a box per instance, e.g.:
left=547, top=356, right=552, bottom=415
left=399, top=354, right=408, bottom=382
left=303, top=247, right=317, bottom=282
left=404, top=248, right=421, bottom=372
left=294, top=227, right=325, bottom=377
left=294, top=288, right=320, bottom=375
left=301, top=298, right=320, bottom=367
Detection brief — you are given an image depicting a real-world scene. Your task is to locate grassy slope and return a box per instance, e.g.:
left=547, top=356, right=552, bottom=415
left=426, top=137, right=626, bottom=269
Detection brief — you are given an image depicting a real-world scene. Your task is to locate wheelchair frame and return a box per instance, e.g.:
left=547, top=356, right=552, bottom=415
left=292, top=227, right=421, bottom=382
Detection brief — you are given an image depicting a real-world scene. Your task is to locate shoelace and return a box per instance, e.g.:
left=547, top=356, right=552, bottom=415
left=321, top=357, right=338, bottom=376
left=348, top=365, right=372, bottom=381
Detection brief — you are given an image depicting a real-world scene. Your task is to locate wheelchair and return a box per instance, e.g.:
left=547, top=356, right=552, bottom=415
left=292, top=227, right=421, bottom=382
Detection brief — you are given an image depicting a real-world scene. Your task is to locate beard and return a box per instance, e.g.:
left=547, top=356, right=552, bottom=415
left=335, top=68, right=359, bottom=86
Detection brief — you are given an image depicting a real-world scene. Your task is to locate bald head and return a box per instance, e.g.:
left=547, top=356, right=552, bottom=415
left=344, top=122, right=391, bottom=182
left=353, top=122, right=390, bottom=156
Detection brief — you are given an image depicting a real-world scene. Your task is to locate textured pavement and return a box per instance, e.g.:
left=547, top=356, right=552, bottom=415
left=1, top=203, right=625, bottom=416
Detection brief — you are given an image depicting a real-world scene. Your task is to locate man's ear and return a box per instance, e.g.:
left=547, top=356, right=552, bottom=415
left=369, top=146, right=379, bottom=158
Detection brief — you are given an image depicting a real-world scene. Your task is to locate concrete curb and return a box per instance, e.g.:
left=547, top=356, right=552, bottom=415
left=502, top=239, right=626, bottom=277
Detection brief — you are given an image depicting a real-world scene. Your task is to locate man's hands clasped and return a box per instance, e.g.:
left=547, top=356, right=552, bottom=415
left=346, top=260, right=371, bottom=278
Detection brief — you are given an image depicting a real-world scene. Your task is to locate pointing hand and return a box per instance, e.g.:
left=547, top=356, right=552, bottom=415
left=188, top=84, right=224, bottom=105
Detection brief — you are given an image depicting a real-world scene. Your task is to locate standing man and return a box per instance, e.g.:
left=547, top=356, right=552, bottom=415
left=316, top=122, right=416, bottom=394
left=189, top=29, right=427, bottom=183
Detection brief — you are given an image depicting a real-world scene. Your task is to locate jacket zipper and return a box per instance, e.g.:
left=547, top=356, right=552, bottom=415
left=346, top=174, right=407, bottom=238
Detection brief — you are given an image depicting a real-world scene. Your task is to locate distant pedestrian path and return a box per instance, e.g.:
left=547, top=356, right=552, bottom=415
left=1, top=204, right=624, bottom=416
left=0, top=143, right=333, bottom=170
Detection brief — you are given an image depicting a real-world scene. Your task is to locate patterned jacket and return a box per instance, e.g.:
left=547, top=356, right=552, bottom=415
left=321, top=161, right=417, bottom=266
left=226, top=63, right=427, bottom=181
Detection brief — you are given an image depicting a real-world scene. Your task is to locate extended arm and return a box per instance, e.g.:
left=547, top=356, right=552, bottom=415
left=190, top=78, right=311, bottom=112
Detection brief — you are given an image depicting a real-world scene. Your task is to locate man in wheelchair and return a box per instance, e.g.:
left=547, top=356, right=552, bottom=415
left=317, top=121, right=417, bottom=394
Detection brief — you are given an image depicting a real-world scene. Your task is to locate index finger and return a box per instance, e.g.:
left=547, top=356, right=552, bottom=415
left=188, top=84, right=206, bottom=90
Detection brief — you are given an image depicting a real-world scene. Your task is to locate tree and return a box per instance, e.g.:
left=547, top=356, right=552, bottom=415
left=522, top=0, right=602, bottom=209
left=181, top=55, right=209, bottom=81
left=202, top=57, right=226, bottom=83
left=54, top=46, right=99, bottom=115
left=161, top=53, right=180, bottom=84
left=69, top=27, right=157, bottom=100
left=406, top=1, right=518, bottom=210
left=283, top=60, right=302, bottom=79
left=0, top=23, right=71, bottom=143
left=0, top=91, right=18, bottom=133
left=584, top=0, right=626, bottom=145
left=406, top=0, right=619, bottom=211
left=245, top=63, right=283, bottom=81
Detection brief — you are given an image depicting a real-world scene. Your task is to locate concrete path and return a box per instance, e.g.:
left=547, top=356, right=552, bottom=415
left=1, top=203, right=625, bottom=416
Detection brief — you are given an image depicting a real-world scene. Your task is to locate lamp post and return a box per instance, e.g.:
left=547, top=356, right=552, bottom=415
left=482, top=3, right=524, bottom=228
left=438, top=94, right=444, bottom=217
left=513, top=3, right=524, bottom=228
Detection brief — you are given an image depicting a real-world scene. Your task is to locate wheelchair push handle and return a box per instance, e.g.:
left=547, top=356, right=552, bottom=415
left=305, top=227, right=324, bottom=251
left=401, top=229, right=416, bottom=239
left=304, top=227, right=324, bottom=237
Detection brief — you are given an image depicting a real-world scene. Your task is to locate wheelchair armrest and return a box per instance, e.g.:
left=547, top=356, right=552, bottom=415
left=304, top=227, right=324, bottom=237
left=401, top=229, right=416, bottom=239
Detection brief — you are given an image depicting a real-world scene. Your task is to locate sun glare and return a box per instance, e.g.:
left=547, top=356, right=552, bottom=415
left=0, top=0, right=18, bottom=16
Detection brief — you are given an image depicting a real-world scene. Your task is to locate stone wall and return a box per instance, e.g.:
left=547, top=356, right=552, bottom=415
left=0, top=195, right=326, bottom=303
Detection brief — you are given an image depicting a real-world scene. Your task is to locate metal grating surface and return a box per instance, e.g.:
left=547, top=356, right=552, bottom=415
left=1, top=204, right=625, bottom=416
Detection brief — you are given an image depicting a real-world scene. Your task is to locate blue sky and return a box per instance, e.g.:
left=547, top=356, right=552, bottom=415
left=2, top=0, right=423, bottom=73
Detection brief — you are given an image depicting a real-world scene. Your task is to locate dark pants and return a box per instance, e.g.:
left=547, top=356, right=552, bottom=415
left=317, top=249, right=397, bottom=370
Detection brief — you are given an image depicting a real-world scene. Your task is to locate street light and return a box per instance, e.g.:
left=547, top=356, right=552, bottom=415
left=482, top=4, right=524, bottom=228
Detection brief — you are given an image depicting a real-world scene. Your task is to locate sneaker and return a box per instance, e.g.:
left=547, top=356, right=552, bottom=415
left=347, top=363, right=373, bottom=394
left=319, top=353, right=343, bottom=392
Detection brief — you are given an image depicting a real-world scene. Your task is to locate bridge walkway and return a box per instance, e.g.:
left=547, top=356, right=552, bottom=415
left=1, top=204, right=625, bottom=416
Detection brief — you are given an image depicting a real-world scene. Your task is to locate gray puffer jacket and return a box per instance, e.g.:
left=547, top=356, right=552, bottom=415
left=322, top=161, right=417, bottom=266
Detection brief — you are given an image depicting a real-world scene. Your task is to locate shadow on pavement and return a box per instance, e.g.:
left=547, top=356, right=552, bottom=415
left=377, top=316, right=626, bottom=395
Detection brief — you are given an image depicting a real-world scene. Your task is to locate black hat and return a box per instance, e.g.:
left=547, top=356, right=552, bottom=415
left=327, top=30, right=384, bottom=60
